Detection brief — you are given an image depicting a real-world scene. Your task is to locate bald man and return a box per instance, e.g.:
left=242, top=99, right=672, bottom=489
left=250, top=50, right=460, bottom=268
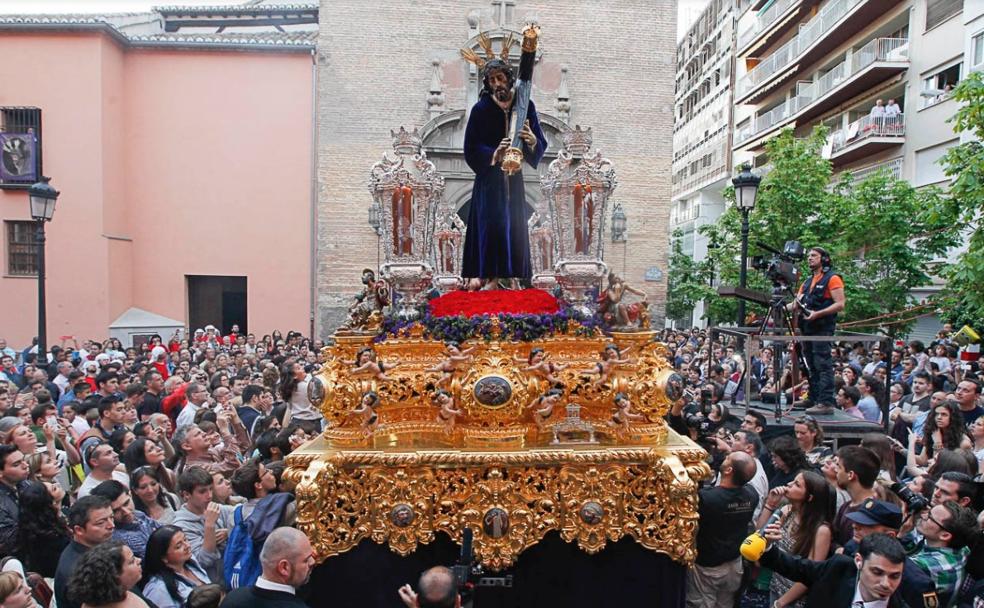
left=398, top=566, right=461, bottom=608
left=220, top=527, right=315, bottom=608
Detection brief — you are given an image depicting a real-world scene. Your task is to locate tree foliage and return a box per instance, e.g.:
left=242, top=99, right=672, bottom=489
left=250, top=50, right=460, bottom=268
left=939, top=71, right=984, bottom=328
left=668, top=127, right=960, bottom=334
left=666, top=229, right=713, bottom=324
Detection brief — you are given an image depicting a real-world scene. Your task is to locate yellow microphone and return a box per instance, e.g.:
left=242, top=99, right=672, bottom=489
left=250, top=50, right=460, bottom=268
left=740, top=508, right=782, bottom=561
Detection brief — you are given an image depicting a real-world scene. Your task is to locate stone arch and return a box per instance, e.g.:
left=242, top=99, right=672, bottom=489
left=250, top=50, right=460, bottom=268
left=420, top=107, right=567, bottom=220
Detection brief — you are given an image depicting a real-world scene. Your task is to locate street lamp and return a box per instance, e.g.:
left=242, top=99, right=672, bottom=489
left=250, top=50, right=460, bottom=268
left=28, top=176, right=59, bottom=366
left=610, top=202, right=627, bottom=242
left=368, top=201, right=382, bottom=270
left=610, top=202, right=628, bottom=275
left=732, top=164, right=760, bottom=327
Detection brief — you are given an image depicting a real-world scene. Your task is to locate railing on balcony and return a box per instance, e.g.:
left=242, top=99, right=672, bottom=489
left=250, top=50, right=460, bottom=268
left=736, top=0, right=868, bottom=99
left=835, top=157, right=904, bottom=186
left=830, top=113, right=905, bottom=154
left=737, top=0, right=801, bottom=50
left=734, top=38, right=908, bottom=146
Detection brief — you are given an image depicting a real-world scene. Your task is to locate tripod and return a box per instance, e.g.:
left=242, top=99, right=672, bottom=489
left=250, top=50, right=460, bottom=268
left=732, top=283, right=810, bottom=422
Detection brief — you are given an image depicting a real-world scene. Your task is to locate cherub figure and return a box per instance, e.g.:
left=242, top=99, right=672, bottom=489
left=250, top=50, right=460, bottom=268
left=580, top=344, right=633, bottom=384
left=609, top=392, right=645, bottom=431
left=351, top=390, right=380, bottom=435
left=428, top=341, right=476, bottom=387
left=432, top=389, right=464, bottom=432
left=348, top=346, right=398, bottom=381
left=526, top=387, right=564, bottom=429
left=514, top=348, right=567, bottom=384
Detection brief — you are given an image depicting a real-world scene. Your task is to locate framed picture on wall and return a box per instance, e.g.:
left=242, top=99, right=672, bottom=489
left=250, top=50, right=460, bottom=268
left=0, top=132, right=37, bottom=181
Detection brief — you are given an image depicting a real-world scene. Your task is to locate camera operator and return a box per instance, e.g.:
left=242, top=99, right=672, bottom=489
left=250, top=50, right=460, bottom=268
left=790, top=247, right=845, bottom=415
left=398, top=566, right=460, bottom=608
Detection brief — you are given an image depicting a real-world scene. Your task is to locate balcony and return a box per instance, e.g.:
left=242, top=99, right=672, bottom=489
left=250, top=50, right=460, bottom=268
left=734, top=38, right=908, bottom=149
left=835, top=157, right=904, bottom=186
left=828, top=113, right=905, bottom=165
left=735, top=0, right=905, bottom=105
left=737, top=0, right=816, bottom=59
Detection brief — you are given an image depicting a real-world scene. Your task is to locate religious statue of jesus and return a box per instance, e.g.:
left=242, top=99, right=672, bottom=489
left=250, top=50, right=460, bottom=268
left=460, top=29, right=547, bottom=287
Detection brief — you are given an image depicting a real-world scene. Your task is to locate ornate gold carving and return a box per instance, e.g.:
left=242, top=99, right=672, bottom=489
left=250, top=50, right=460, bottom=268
left=287, top=433, right=710, bottom=570
left=500, top=146, right=523, bottom=176
left=293, top=326, right=706, bottom=570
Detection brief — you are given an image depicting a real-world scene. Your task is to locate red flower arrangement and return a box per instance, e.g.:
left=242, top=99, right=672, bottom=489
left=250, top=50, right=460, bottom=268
left=429, top=289, right=560, bottom=318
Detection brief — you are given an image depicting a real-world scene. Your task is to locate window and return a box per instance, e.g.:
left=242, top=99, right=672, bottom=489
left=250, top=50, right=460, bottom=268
left=5, top=221, right=38, bottom=276
left=926, top=0, right=962, bottom=30
left=921, top=62, right=961, bottom=108
left=0, top=107, right=42, bottom=188
left=914, top=139, right=958, bottom=186
left=973, top=31, right=984, bottom=68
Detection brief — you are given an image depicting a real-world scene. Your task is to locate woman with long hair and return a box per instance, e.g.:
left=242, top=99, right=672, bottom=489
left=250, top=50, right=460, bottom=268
left=140, top=526, right=209, bottom=608
left=857, top=375, right=885, bottom=423
left=793, top=416, right=831, bottom=467
left=130, top=468, right=178, bottom=525
left=68, top=541, right=146, bottom=608
left=860, top=433, right=899, bottom=482
left=913, top=399, right=972, bottom=466
left=279, top=361, right=321, bottom=435
left=122, top=438, right=175, bottom=492
left=16, top=480, right=70, bottom=577
left=768, top=435, right=810, bottom=489
left=970, top=416, right=984, bottom=475
left=756, top=471, right=835, bottom=608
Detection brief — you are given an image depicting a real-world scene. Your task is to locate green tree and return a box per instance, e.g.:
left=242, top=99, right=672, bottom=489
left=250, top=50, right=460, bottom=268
left=940, top=71, right=984, bottom=328
left=673, top=127, right=960, bottom=333
left=666, top=229, right=713, bottom=325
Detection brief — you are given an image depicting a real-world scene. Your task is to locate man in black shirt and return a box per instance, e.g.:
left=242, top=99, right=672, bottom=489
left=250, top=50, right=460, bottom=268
left=54, top=495, right=116, bottom=608
left=686, top=451, right=757, bottom=608
left=139, top=371, right=164, bottom=421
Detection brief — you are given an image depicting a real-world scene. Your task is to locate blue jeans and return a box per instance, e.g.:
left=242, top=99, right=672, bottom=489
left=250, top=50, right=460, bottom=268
left=802, top=334, right=834, bottom=406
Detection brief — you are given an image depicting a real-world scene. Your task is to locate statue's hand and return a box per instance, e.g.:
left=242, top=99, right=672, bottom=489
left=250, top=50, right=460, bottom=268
left=493, top=137, right=511, bottom=164
left=520, top=120, right=536, bottom=148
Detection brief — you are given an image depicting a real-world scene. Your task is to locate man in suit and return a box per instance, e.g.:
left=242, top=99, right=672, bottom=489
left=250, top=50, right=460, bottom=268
left=758, top=532, right=907, bottom=608
left=220, top=527, right=314, bottom=608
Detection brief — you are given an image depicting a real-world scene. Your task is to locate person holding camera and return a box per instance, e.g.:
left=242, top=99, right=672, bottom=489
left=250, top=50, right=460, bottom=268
left=397, top=566, right=460, bottom=608
left=790, top=247, right=845, bottom=416
left=687, top=451, right=758, bottom=608
left=906, top=501, right=980, bottom=601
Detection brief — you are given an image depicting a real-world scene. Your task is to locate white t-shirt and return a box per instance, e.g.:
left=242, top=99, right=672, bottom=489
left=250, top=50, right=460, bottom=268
left=77, top=469, right=130, bottom=498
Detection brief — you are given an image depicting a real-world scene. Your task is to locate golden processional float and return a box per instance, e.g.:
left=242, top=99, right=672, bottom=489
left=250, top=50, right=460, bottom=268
left=284, top=31, right=708, bottom=573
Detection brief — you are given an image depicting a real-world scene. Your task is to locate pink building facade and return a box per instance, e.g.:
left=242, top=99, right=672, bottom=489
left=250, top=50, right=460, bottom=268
left=0, top=18, right=315, bottom=346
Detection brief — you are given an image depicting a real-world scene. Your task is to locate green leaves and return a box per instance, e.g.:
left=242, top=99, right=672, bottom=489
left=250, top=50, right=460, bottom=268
left=669, top=127, right=962, bottom=334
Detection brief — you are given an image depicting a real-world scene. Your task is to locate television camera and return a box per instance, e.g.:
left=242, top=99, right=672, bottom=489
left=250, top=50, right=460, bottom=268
left=750, top=240, right=805, bottom=290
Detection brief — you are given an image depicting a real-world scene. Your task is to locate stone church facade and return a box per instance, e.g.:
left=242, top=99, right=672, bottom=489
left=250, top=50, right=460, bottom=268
left=315, top=0, right=676, bottom=337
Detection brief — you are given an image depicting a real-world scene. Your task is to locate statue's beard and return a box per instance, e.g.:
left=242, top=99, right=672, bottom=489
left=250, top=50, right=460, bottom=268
left=494, top=86, right=512, bottom=102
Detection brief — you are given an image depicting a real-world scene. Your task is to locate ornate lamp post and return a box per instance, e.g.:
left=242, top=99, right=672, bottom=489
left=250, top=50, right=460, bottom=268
left=732, top=164, right=760, bottom=327
left=28, top=176, right=59, bottom=365
left=610, top=202, right=627, bottom=276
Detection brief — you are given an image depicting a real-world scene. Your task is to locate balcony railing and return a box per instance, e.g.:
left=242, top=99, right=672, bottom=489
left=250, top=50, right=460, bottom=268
left=830, top=113, right=905, bottom=154
left=737, top=0, right=801, bottom=51
left=734, top=38, right=908, bottom=146
left=836, top=157, right=903, bottom=185
left=736, top=0, right=867, bottom=99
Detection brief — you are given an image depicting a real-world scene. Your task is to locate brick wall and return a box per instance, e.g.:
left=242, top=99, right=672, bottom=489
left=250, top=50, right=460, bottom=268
left=316, top=0, right=676, bottom=337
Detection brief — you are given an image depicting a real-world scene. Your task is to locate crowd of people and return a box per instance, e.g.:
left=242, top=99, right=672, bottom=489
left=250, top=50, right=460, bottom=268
left=0, top=327, right=326, bottom=608
left=657, top=325, right=984, bottom=608
left=3, top=321, right=984, bottom=608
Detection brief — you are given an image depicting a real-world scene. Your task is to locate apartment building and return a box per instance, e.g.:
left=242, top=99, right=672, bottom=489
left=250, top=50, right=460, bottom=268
left=729, top=0, right=970, bottom=338
left=671, top=0, right=736, bottom=327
